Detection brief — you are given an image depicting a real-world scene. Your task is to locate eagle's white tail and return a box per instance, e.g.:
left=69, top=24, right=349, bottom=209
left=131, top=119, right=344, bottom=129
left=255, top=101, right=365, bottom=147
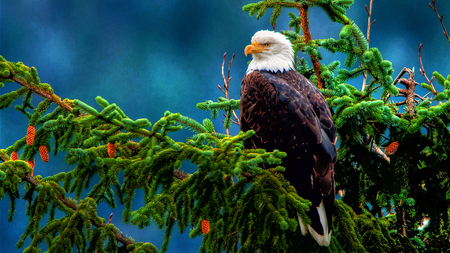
left=297, top=200, right=331, bottom=246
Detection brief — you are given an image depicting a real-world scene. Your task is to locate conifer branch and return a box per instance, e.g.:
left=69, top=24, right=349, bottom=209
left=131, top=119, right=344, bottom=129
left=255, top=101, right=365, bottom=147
left=4, top=165, right=135, bottom=247
left=429, top=0, right=450, bottom=43
left=300, top=5, right=323, bottom=89
left=11, top=75, right=74, bottom=113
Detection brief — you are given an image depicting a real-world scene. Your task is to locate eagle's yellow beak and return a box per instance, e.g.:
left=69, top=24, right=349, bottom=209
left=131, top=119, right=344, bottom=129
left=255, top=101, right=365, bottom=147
left=244, top=42, right=268, bottom=56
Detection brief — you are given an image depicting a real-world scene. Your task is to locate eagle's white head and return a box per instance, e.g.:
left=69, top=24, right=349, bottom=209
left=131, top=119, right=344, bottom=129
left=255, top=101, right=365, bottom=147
left=245, top=30, right=294, bottom=75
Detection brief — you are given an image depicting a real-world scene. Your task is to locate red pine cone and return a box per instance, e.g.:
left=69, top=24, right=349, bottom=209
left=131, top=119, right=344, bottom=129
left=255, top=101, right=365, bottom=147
left=201, top=219, right=210, bottom=234
left=385, top=141, right=399, bottom=155
left=39, top=146, right=49, bottom=163
left=108, top=142, right=116, bottom=158
left=27, top=159, right=35, bottom=177
left=11, top=151, right=18, bottom=161
left=26, top=125, right=36, bottom=145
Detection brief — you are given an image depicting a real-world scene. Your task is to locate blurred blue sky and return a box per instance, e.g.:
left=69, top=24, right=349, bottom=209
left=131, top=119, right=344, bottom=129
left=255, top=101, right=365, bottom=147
left=1, top=0, right=449, bottom=252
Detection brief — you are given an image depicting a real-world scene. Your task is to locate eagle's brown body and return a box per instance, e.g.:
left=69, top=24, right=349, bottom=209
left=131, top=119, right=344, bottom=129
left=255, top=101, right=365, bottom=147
left=240, top=69, right=336, bottom=241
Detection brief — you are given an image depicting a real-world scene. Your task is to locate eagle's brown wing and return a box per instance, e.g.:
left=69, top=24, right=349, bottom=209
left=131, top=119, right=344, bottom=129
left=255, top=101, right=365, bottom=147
left=240, top=69, right=336, bottom=240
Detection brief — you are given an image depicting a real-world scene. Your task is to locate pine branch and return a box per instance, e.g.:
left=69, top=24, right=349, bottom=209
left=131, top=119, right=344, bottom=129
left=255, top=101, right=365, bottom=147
left=10, top=75, right=74, bottom=113
left=1, top=161, right=135, bottom=246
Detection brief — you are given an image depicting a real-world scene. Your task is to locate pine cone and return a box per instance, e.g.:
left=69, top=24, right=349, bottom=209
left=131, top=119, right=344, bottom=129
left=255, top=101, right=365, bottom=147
left=108, top=142, right=116, bottom=158
left=385, top=141, right=399, bottom=155
left=26, top=125, right=35, bottom=145
left=11, top=151, right=18, bottom=161
left=201, top=219, right=209, bottom=234
left=39, top=146, right=49, bottom=163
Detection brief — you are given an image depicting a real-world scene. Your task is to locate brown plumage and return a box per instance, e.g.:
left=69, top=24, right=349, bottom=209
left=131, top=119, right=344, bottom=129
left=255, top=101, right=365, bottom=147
left=240, top=30, right=337, bottom=246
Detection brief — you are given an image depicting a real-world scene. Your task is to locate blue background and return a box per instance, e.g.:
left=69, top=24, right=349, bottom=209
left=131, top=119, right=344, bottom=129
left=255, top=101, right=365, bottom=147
left=1, top=0, right=449, bottom=252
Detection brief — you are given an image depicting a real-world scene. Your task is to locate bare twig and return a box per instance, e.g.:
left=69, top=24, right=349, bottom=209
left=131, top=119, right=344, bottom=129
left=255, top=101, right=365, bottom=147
left=219, top=53, right=240, bottom=134
left=429, top=0, right=450, bottom=43
left=418, top=43, right=437, bottom=95
left=392, top=68, right=408, bottom=87
left=415, top=93, right=426, bottom=101
left=365, top=1, right=376, bottom=45
left=106, top=213, right=113, bottom=225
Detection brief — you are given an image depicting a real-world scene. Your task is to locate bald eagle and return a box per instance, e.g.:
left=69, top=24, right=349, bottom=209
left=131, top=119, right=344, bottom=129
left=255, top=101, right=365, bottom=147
left=240, top=30, right=337, bottom=246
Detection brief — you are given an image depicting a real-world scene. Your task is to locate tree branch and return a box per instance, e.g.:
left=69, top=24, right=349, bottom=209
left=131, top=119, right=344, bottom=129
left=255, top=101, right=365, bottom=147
left=418, top=43, right=437, bottom=95
left=11, top=75, right=74, bottom=113
left=362, top=0, right=376, bottom=91
left=20, top=173, right=134, bottom=246
left=397, top=68, right=418, bottom=116
left=429, top=0, right=450, bottom=43
left=218, top=53, right=240, bottom=134
left=300, top=5, right=323, bottom=89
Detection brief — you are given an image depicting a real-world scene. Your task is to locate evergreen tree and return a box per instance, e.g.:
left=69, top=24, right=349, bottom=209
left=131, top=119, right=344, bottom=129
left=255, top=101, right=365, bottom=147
left=0, top=1, right=449, bottom=252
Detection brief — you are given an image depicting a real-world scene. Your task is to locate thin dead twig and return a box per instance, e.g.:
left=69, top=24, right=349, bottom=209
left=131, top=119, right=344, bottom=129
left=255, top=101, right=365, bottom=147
left=429, top=0, right=450, bottom=43
left=418, top=43, right=437, bottom=95
left=219, top=53, right=240, bottom=134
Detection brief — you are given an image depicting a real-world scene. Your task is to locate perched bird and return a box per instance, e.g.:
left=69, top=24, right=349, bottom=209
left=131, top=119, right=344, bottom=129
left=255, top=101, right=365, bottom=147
left=240, top=30, right=337, bottom=246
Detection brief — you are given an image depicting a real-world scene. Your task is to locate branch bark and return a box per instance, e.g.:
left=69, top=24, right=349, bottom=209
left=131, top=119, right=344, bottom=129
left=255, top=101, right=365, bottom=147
left=300, top=6, right=323, bottom=89
left=11, top=76, right=74, bottom=113
left=396, top=68, right=419, bottom=116
left=418, top=43, right=437, bottom=95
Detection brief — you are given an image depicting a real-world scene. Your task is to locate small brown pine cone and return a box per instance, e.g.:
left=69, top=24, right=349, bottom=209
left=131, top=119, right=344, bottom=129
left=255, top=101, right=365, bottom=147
left=201, top=219, right=210, bottom=234
left=385, top=141, right=399, bottom=155
left=26, top=125, right=36, bottom=145
left=39, top=146, right=49, bottom=163
left=108, top=142, right=116, bottom=158
left=11, top=151, right=19, bottom=161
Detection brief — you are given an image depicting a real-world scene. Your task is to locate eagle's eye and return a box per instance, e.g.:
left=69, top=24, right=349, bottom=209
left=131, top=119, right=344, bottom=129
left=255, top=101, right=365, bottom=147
left=264, top=43, right=271, bottom=47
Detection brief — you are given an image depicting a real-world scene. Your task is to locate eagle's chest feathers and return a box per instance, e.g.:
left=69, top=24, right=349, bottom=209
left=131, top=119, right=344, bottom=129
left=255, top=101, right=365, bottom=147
left=241, top=70, right=308, bottom=149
